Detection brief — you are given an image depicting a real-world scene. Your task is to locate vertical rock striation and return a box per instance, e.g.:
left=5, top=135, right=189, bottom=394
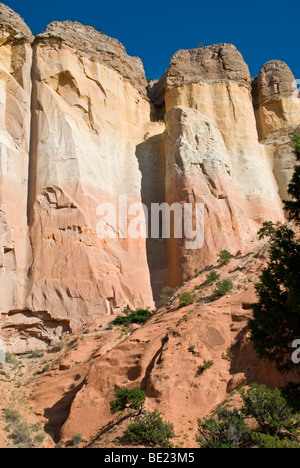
left=0, top=4, right=33, bottom=318
left=150, top=44, right=293, bottom=285
left=27, top=22, right=162, bottom=330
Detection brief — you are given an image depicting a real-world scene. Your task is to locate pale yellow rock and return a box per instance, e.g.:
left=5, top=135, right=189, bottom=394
left=0, top=20, right=33, bottom=317
left=255, top=60, right=300, bottom=139
left=27, top=39, right=162, bottom=329
left=165, top=81, right=285, bottom=225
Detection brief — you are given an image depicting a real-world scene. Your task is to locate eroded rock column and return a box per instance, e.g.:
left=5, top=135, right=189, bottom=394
left=27, top=22, right=160, bottom=329
left=0, top=5, right=33, bottom=319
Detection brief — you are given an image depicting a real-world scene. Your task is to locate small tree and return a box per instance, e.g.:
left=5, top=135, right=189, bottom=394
left=240, top=384, right=298, bottom=436
left=110, top=388, right=146, bottom=414
left=126, top=410, right=175, bottom=447
left=206, top=270, right=220, bottom=285
left=249, top=134, right=300, bottom=372
left=197, top=407, right=251, bottom=448
left=213, top=279, right=233, bottom=297
left=249, top=223, right=300, bottom=372
left=217, top=250, right=233, bottom=265
left=179, top=292, right=194, bottom=308
left=197, top=384, right=300, bottom=449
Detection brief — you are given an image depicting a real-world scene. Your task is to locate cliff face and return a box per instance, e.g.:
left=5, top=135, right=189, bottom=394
left=0, top=4, right=299, bottom=351
left=151, top=43, right=298, bottom=286
left=27, top=22, right=161, bottom=330
left=0, top=5, right=33, bottom=328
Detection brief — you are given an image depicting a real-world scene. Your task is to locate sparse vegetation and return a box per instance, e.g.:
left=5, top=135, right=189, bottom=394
left=29, top=350, right=45, bottom=359
left=226, top=348, right=234, bottom=361
left=126, top=410, right=175, bottom=448
left=5, top=353, right=19, bottom=366
left=51, top=341, right=65, bottom=352
left=2, top=409, right=46, bottom=448
left=2, top=409, right=21, bottom=424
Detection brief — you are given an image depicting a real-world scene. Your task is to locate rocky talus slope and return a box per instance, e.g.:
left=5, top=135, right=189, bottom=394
left=0, top=3, right=299, bottom=448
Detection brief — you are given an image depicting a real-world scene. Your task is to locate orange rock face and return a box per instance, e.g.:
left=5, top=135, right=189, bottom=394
left=28, top=247, right=300, bottom=447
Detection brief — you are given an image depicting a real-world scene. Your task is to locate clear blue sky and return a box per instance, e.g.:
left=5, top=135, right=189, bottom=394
left=4, top=0, right=300, bottom=80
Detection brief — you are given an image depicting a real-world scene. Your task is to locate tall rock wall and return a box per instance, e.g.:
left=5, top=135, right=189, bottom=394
left=27, top=22, right=161, bottom=330
left=0, top=5, right=33, bottom=317
left=0, top=4, right=299, bottom=350
left=150, top=44, right=298, bottom=285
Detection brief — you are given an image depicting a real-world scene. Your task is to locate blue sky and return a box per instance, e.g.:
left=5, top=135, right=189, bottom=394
left=4, top=0, right=299, bottom=81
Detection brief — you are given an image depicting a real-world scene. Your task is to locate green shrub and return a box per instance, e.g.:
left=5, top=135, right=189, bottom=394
left=206, top=270, right=220, bottom=285
left=2, top=409, right=21, bottom=424
left=34, top=433, right=46, bottom=445
left=217, top=250, right=233, bottom=266
left=72, top=433, right=83, bottom=447
left=51, top=341, right=65, bottom=352
left=240, top=384, right=298, bottom=436
left=179, top=292, right=194, bottom=308
left=251, top=432, right=294, bottom=448
left=5, top=352, right=19, bottom=366
left=213, top=279, right=234, bottom=297
left=197, top=384, right=300, bottom=448
left=197, top=407, right=251, bottom=448
left=30, top=350, right=45, bottom=359
left=126, top=410, right=175, bottom=447
left=203, top=360, right=214, bottom=370
left=110, top=388, right=146, bottom=414
left=9, top=421, right=33, bottom=447
left=281, top=382, right=300, bottom=411
left=111, top=308, right=152, bottom=327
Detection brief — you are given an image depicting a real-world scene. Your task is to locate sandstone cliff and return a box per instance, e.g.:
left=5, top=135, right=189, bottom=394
left=0, top=4, right=33, bottom=343
left=0, top=4, right=299, bottom=354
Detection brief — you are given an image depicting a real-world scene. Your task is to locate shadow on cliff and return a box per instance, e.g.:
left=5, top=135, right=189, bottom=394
left=136, top=134, right=167, bottom=304
left=228, top=325, right=300, bottom=390
left=43, top=379, right=85, bottom=443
